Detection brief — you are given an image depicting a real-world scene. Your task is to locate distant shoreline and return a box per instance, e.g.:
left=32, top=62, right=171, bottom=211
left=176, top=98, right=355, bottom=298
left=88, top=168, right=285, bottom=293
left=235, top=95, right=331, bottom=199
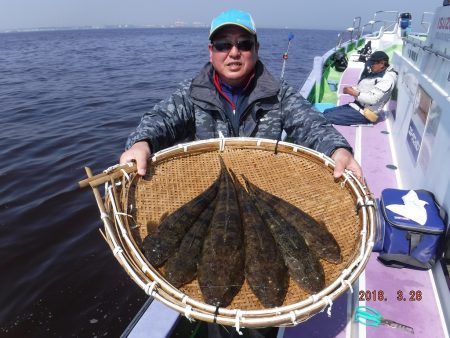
left=0, top=25, right=339, bottom=34
left=0, top=24, right=206, bottom=34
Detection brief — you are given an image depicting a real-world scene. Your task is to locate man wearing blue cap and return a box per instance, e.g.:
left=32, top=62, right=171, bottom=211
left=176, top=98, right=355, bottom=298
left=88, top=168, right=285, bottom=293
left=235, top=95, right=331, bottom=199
left=120, top=9, right=362, bottom=181
left=120, top=8, right=363, bottom=337
left=323, top=51, right=398, bottom=125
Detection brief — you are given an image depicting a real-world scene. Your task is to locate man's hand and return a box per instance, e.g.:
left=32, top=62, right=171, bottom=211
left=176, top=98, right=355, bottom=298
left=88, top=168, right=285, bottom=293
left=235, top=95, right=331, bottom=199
left=343, top=86, right=360, bottom=98
left=119, top=141, right=151, bottom=176
left=331, top=148, right=363, bottom=182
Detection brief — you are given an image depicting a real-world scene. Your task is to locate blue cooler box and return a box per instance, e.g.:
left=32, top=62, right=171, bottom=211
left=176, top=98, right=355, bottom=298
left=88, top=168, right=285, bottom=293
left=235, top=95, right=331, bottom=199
left=373, top=189, right=447, bottom=269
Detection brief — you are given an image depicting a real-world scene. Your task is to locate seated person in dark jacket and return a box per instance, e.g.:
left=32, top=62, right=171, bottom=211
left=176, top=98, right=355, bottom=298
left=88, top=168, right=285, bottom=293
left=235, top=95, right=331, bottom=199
left=120, top=9, right=362, bottom=181
left=323, top=51, right=398, bottom=126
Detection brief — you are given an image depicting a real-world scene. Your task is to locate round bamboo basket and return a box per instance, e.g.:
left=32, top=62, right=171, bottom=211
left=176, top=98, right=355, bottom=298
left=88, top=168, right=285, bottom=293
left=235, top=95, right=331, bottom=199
left=91, top=137, right=375, bottom=329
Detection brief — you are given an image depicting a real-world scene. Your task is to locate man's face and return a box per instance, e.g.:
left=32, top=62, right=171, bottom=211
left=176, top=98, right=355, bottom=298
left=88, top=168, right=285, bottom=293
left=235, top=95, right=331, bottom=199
left=209, top=26, right=259, bottom=87
left=370, top=60, right=387, bottom=74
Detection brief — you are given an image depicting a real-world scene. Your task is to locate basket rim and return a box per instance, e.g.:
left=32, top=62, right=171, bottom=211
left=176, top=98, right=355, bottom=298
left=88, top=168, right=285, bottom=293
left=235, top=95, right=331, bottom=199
left=97, top=137, right=375, bottom=327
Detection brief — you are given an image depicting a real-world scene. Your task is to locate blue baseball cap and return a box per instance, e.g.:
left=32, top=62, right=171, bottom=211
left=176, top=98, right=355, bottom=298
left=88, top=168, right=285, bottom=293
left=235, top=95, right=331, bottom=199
left=209, top=9, right=256, bottom=39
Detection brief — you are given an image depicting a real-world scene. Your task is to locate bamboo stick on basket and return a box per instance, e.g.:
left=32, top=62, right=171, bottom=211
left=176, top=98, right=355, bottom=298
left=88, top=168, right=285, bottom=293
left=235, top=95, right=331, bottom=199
left=78, top=163, right=137, bottom=188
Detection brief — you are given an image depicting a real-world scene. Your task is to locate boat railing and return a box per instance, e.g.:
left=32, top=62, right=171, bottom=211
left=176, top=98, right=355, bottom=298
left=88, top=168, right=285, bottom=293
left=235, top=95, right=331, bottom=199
left=420, top=12, right=435, bottom=35
left=363, top=20, right=386, bottom=40
left=335, top=12, right=400, bottom=51
left=335, top=32, right=344, bottom=49
left=372, top=10, right=399, bottom=33
left=335, top=16, right=362, bottom=50
left=360, top=22, right=374, bottom=37
left=360, top=10, right=399, bottom=40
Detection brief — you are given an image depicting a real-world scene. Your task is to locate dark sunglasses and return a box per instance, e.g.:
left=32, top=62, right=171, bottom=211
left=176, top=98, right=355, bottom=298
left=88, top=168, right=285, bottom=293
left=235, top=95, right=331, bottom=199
left=211, top=39, right=255, bottom=52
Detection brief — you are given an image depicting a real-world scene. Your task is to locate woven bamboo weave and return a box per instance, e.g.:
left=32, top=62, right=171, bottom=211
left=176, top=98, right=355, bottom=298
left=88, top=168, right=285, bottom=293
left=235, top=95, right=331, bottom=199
left=99, top=138, right=374, bottom=328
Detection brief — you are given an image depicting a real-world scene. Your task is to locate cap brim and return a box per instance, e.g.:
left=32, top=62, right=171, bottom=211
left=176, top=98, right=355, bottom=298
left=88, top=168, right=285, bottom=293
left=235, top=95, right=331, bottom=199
left=209, top=23, right=256, bottom=39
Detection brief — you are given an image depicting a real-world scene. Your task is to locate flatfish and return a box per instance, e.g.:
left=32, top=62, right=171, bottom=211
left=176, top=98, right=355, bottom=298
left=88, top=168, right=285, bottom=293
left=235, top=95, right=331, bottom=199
left=231, top=170, right=288, bottom=308
left=164, top=196, right=217, bottom=288
left=142, top=171, right=220, bottom=267
left=248, top=189, right=325, bottom=294
left=243, top=177, right=342, bottom=264
left=197, top=159, right=245, bottom=307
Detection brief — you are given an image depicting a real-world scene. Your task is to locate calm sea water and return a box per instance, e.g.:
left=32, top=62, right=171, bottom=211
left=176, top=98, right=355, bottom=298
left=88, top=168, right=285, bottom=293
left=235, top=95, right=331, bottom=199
left=0, top=27, right=338, bottom=337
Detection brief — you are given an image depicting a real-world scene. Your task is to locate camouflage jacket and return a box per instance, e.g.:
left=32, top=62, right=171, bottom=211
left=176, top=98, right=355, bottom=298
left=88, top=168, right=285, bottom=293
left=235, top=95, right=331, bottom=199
left=126, top=61, right=351, bottom=156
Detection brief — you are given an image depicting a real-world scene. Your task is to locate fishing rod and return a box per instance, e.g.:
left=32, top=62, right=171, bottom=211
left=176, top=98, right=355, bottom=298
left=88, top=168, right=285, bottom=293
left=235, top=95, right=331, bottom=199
left=280, top=32, right=294, bottom=81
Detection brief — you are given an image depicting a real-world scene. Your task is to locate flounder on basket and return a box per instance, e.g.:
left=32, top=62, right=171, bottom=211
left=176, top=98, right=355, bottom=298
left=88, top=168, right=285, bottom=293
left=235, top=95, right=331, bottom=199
left=243, top=176, right=342, bottom=264
left=142, top=169, right=221, bottom=267
left=164, top=196, right=217, bottom=288
left=246, top=178, right=325, bottom=294
left=197, top=159, right=245, bottom=307
left=231, top=170, right=289, bottom=308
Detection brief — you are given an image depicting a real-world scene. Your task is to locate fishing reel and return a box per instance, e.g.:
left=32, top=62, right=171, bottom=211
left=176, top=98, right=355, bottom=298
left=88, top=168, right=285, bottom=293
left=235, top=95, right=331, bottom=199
left=357, top=41, right=372, bottom=63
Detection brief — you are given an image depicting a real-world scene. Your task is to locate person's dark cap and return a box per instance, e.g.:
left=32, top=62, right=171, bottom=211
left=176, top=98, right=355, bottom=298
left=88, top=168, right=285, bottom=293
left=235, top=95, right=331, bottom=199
left=369, top=51, right=389, bottom=63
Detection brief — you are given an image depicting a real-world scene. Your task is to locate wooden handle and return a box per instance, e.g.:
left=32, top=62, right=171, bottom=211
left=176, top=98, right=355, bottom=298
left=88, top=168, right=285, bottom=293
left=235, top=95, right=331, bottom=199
left=79, top=163, right=137, bottom=188
left=84, top=167, right=108, bottom=214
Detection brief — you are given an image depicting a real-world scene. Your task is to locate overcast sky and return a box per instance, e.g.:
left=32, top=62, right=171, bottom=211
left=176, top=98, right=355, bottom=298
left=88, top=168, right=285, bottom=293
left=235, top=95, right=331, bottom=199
left=0, top=0, right=443, bottom=31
